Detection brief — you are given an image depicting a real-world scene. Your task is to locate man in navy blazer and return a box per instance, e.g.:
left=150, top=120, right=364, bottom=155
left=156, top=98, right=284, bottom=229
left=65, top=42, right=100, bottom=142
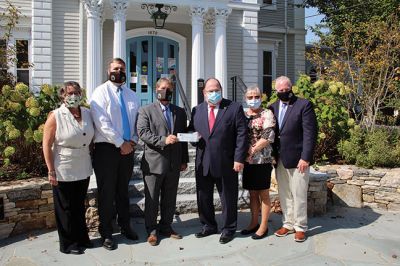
left=270, top=76, right=317, bottom=242
left=189, top=78, right=248, bottom=244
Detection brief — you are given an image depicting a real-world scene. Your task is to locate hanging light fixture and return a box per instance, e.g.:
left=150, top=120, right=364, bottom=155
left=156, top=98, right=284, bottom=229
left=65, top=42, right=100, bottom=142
left=141, top=3, right=177, bottom=29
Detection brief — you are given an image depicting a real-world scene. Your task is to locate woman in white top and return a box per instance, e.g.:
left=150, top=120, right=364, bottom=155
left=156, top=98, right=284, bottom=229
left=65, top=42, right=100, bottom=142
left=43, top=81, right=94, bottom=255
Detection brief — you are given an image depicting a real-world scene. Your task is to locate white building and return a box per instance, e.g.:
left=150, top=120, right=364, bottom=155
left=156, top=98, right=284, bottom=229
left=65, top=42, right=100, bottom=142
left=1, top=0, right=305, bottom=108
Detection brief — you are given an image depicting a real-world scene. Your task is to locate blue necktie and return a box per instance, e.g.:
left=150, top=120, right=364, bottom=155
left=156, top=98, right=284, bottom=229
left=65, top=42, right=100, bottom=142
left=163, top=105, right=172, bottom=132
left=279, top=103, right=287, bottom=129
left=117, top=87, right=131, bottom=141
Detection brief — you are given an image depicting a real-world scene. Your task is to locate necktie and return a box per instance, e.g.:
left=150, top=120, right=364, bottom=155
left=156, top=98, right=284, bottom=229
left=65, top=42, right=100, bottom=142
left=279, top=103, right=287, bottom=129
left=117, top=87, right=131, bottom=141
left=163, top=105, right=172, bottom=132
left=209, top=106, right=215, bottom=133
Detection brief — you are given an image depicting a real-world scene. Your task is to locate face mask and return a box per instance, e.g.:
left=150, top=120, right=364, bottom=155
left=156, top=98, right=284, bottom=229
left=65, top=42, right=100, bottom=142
left=109, top=71, right=126, bottom=84
left=246, top=98, right=262, bottom=109
left=64, top=94, right=81, bottom=108
left=156, top=89, right=173, bottom=101
left=277, top=90, right=294, bottom=102
left=207, top=91, right=222, bottom=105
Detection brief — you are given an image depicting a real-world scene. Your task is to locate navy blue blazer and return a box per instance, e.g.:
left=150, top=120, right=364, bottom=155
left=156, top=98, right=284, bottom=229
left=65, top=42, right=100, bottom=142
left=189, top=98, right=248, bottom=177
left=270, top=96, right=318, bottom=168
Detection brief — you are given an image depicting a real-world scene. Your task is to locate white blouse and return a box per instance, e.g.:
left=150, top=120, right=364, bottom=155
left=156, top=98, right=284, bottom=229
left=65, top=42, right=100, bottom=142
left=53, top=104, right=94, bottom=182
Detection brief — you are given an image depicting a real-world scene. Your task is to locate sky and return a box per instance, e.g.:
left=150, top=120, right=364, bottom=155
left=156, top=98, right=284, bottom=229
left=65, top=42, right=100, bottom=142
left=305, top=7, right=325, bottom=44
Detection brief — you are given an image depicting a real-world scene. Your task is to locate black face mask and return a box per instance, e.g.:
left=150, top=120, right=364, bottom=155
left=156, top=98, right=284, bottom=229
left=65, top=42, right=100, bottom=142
left=277, top=90, right=294, bottom=102
left=156, top=89, right=173, bottom=101
left=109, top=71, right=126, bottom=84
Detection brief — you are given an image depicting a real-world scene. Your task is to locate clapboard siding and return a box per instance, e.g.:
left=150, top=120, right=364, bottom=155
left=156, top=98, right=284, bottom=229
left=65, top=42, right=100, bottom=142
left=52, top=0, right=80, bottom=85
left=227, top=10, right=243, bottom=100
left=0, top=0, right=31, bottom=16
left=259, top=0, right=295, bottom=29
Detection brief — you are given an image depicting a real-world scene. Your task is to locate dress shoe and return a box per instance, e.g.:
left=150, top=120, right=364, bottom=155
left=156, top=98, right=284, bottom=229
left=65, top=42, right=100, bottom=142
left=251, top=228, right=269, bottom=240
left=195, top=230, right=217, bottom=238
left=147, top=234, right=158, bottom=246
left=102, top=237, right=117, bottom=250
left=294, top=231, right=306, bottom=242
left=65, top=243, right=83, bottom=255
left=121, top=227, right=139, bottom=241
left=160, top=230, right=182, bottom=239
left=240, top=224, right=260, bottom=235
left=274, top=227, right=295, bottom=237
left=219, top=234, right=234, bottom=244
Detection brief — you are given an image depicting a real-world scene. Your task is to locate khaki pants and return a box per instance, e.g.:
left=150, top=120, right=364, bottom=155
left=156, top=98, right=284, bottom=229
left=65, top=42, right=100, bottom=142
left=276, top=160, right=309, bottom=232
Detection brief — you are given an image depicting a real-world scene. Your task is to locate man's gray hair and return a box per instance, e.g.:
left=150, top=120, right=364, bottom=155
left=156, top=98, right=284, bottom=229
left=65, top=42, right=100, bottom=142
left=275, top=76, right=292, bottom=88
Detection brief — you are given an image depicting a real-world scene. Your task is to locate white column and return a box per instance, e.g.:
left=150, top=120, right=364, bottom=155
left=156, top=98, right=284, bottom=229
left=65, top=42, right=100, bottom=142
left=111, top=0, right=128, bottom=61
left=31, top=0, right=53, bottom=93
left=204, top=10, right=215, bottom=79
left=82, top=0, right=104, bottom=99
left=189, top=6, right=206, bottom=108
left=214, top=8, right=231, bottom=98
left=242, top=10, right=259, bottom=87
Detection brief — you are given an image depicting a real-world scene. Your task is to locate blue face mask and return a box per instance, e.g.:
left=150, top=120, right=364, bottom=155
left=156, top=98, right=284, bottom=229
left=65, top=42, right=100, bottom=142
left=246, top=98, right=262, bottom=109
left=207, top=91, right=222, bottom=105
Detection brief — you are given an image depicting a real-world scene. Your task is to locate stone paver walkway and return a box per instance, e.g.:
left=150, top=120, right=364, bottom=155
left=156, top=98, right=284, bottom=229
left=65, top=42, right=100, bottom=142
left=1, top=207, right=399, bottom=265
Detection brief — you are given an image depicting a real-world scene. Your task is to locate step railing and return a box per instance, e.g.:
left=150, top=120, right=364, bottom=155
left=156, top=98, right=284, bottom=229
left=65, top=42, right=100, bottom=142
left=231, top=75, right=247, bottom=102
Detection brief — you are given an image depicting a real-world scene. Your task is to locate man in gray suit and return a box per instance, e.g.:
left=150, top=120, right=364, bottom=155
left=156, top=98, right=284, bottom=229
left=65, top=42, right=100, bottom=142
left=137, top=77, right=189, bottom=246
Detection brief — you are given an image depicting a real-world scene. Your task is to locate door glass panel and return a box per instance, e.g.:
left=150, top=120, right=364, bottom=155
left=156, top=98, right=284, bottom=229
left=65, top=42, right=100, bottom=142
left=140, top=40, right=149, bottom=93
left=155, top=41, right=164, bottom=80
left=129, top=41, right=137, bottom=91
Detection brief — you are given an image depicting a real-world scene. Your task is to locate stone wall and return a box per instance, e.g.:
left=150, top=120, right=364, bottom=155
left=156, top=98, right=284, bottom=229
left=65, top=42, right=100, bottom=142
left=0, top=178, right=56, bottom=240
left=317, top=165, right=400, bottom=211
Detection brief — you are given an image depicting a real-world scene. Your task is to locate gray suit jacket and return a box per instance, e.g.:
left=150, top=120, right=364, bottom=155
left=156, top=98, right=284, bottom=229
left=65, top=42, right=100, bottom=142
left=137, top=102, right=189, bottom=175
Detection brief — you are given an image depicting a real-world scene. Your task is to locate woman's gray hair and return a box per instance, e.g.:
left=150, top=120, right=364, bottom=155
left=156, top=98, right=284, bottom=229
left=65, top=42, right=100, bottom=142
left=58, top=81, right=82, bottom=100
left=244, top=85, right=261, bottom=100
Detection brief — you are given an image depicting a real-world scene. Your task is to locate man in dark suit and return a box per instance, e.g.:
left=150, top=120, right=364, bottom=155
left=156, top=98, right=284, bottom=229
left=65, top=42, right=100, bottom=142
left=137, top=78, right=189, bottom=246
left=270, top=76, right=317, bottom=242
left=189, top=78, right=248, bottom=244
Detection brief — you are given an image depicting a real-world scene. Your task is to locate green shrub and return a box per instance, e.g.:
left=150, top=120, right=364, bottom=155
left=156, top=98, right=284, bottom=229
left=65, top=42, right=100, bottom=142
left=267, top=75, right=351, bottom=162
left=338, top=127, right=400, bottom=168
left=0, top=83, right=61, bottom=180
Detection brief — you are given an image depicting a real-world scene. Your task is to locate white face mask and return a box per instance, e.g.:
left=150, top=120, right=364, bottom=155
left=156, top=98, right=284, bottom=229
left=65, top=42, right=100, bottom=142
left=246, top=98, right=262, bottom=109
left=64, top=94, right=81, bottom=108
left=207, top=91, right=222, bottom=105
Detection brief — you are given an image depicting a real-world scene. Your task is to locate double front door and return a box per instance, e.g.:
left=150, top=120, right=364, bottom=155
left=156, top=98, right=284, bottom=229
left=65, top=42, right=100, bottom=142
left=126, top=36, right=179, bottom=106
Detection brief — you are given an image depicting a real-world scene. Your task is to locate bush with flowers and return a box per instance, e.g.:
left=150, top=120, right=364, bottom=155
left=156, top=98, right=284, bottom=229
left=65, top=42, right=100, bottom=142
left=0, top=83, right=60, bottom=180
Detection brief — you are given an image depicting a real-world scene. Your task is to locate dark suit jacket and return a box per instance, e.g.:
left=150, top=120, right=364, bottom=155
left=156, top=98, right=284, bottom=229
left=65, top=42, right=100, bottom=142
left=137, top=102, right=189, bottom=175
left=189, top=99, right=248, bottom=177
left=270, top=96, right=318, bottom=168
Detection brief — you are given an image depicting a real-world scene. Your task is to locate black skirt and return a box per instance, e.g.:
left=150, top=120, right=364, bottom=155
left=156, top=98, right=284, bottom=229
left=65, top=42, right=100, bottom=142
left=242, top=163, right=272, bottom=190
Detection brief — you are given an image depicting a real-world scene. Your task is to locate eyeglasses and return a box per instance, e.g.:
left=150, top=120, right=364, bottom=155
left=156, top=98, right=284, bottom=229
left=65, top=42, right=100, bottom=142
left=246, top=95, right=261, bottom=100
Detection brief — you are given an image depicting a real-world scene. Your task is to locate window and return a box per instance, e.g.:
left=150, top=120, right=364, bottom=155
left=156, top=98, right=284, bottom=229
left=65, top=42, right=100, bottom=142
left=0, top=39, right=7, bottom=80
left=262, top=51, right=273, bottom=97
left=263, top=0, right=273, bottom=4
left=260, top=0, right=277, bottom=10
left=16, top=40, right=29, bottom=85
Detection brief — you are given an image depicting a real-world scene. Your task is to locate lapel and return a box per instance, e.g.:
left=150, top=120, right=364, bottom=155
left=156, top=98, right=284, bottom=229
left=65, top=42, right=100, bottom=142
left=210, top=99, right=229, bottom=136
left=155, top=102, right=171, bottom=133
left=198, top=102, right=210, bottom=139
left=279, top=97, right=297, bottom=132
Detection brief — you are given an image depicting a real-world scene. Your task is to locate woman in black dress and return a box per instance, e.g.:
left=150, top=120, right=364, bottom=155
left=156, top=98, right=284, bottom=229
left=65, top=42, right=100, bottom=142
left=240, top=86, right=276, bottom=239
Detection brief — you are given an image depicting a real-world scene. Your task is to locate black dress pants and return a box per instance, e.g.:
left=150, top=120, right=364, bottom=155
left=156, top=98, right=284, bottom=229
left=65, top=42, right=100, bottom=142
left=196, top=171, right=239, bottom=235
left=93, top=142, right=134, bottom=238
left=53, top=178, right=90, bottom=253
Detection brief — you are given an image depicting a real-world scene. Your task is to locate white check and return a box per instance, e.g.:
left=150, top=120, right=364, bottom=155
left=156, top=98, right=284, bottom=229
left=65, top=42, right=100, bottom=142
left=177, top=132, right=200, bottom=142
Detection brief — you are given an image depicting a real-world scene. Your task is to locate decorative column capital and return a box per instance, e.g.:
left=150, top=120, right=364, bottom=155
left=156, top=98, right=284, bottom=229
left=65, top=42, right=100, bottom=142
left=82, top=0, right=104, bottom=19
left=110, top=0, right=129, bottom=21
left=204, top=10, right=215, bottom=34
left=189, top=6, right=207, bottom=25
left=214, top=8, right=231, bottom=26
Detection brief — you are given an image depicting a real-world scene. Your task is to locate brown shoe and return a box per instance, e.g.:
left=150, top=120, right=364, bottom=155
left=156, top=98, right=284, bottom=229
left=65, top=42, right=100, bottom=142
left=274, top=227, right=295, bottom=237
left=294, top=231, right=306, bottom=242
left=160, top=230, right=182, bottom=239
left=147, top=234, right=158, bottom=246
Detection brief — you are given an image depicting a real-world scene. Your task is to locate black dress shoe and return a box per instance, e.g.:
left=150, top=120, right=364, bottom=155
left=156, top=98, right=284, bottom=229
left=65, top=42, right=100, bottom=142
left=251, top=228, right=269, bottom=240
left=121, top=228, right=139, bottom=240
left=79, top=240, right=93, bottom=249
left=195, top=230, right=217, bottom=238
left=102, top=237, right=117, bottom=250
left=219, top=234, right=234, bottom=244
left=65, top=243, right=84, bottom=255
left=240, top=224, right=260, bottom=235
